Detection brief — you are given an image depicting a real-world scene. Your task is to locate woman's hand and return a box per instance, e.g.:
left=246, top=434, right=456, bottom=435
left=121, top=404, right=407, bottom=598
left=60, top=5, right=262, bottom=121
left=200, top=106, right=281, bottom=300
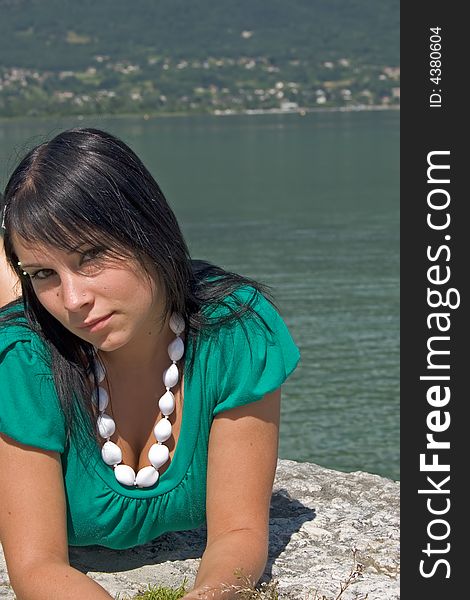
left=187, top=388, right=281, bottom=599
left=182, top=588, right=215, bottom=599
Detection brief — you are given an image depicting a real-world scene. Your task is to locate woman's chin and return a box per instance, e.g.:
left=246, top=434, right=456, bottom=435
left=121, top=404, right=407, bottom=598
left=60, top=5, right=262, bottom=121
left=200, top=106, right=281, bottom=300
left=93, top=337, right=126, bottom=353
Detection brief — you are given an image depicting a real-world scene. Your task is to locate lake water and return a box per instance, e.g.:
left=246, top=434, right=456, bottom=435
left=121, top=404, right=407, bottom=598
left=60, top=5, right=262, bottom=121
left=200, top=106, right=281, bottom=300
left=0, top=110, right=400, bottom=481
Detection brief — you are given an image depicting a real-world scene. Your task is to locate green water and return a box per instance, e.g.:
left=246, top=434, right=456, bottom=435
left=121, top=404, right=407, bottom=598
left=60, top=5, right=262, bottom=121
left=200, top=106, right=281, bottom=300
left=0, top=110, right=400, bottom=480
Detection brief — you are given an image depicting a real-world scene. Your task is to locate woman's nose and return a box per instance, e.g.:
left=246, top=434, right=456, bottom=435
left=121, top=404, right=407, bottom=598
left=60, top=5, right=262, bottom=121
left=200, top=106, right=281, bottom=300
left=61, top=274, right=92, bottom=312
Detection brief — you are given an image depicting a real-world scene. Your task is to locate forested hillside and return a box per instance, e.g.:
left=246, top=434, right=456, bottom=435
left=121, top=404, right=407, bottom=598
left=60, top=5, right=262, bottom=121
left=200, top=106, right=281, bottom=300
left=0, top=0, right=399, bottom=117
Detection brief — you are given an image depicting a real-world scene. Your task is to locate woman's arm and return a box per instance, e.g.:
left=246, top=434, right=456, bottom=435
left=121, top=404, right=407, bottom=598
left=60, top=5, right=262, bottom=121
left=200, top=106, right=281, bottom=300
left=185, top=388, right=281, bottom=599
left=0, top=239, right=20, bottom=306
left=0, top=434, right=113, bottom=599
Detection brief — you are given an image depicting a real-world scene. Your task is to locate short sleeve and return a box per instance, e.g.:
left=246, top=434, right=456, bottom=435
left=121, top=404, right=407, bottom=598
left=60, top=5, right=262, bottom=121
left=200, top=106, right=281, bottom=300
left=0, top=329, right=66, bottom=452
left=212, top=290, right=300, bottom=416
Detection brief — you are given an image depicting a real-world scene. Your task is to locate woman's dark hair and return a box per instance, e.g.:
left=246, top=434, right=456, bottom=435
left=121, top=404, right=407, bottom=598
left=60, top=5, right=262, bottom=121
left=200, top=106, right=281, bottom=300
left=0, top=128, right=274, bottom=451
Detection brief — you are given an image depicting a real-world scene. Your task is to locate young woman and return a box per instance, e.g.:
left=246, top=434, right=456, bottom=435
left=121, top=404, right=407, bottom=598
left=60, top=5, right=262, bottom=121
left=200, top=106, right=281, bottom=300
left=0, top=128, right=300, bottom=599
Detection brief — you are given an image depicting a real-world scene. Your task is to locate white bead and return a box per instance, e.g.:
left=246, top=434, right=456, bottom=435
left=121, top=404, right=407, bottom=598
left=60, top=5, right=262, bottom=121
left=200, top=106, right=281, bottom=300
left=89, top=361, right=106, bottom=383
left=169, top=313, right=185, bottom=335
left=114, top=464, right=136, bottom=486
left=148, top=443, right=170, bottom=469
left=135, top=466, right=159, bottom=488
left=158, top=390, right=175, bottom=416
left=168, top=336, right=185, bottom=361
left=95, top=361, right=106, bottom=383
left=92, top=386, right=109, bottom=412
left=154, top=418, right=172, bottom=443
left=101, top=440, right=122, bottom=465
left=163, top=363, right=179, bottom=388
left=97, top=413, right=115, bottom=438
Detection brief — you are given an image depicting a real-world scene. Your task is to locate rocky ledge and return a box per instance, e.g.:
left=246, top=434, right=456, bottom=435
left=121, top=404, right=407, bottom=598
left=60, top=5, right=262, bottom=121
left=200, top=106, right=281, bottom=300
left=0, top=460, right=399, bottom=599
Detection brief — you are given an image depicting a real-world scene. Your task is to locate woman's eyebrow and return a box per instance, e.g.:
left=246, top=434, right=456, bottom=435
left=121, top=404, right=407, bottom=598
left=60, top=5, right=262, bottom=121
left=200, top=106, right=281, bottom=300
left=70, top=243, right=89, bottom=252
left=20, top=245, right=88, bottom=268
left=18, top=262, right=42, bottom=269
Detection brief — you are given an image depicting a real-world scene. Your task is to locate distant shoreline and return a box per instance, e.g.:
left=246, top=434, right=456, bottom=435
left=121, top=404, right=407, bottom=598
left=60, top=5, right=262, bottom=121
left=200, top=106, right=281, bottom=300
left=0, top=104, right=399, bottom=124
left=215, top=104, right=399, bottom=116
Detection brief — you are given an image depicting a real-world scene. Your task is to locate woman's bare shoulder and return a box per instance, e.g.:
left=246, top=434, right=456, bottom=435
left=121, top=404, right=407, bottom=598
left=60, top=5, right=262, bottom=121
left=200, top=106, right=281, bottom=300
left=0, top=239, right=20, bottom=307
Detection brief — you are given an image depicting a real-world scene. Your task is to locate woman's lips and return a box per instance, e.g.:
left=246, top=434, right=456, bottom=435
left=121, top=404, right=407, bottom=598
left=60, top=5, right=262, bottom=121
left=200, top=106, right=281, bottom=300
left=79, top=313, right=114, bottom=332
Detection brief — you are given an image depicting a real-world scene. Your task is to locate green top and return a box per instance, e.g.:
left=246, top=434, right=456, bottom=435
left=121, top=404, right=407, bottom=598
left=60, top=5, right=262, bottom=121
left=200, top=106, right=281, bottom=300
left=0, top=287, right=300, bottom=550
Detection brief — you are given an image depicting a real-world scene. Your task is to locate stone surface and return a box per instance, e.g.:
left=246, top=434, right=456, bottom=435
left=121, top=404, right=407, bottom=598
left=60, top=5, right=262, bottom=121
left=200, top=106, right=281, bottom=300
left=0, top=459, right=399, bottom=599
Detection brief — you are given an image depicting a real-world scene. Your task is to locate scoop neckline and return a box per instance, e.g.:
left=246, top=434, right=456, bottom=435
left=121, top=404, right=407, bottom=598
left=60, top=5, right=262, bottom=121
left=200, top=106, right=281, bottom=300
left=91, top=336, right=201, bottom=498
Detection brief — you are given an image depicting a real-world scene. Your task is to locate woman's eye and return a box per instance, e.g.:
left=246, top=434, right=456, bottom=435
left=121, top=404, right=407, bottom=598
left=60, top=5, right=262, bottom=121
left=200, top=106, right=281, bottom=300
left=79, top=248, right=108, bottom=274
left=31, top=269, right=54, bottom=280
left=81, top=248, right=103, bottom=263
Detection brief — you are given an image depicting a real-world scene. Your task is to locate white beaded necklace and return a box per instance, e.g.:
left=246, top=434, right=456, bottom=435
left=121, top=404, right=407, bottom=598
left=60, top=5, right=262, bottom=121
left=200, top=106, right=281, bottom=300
left=92, top=313, right=185, bottom=488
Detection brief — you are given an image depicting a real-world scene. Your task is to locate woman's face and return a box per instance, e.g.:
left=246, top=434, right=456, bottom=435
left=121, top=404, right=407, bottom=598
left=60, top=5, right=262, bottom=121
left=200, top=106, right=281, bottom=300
left=12, top=235, right=166, bottom=353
